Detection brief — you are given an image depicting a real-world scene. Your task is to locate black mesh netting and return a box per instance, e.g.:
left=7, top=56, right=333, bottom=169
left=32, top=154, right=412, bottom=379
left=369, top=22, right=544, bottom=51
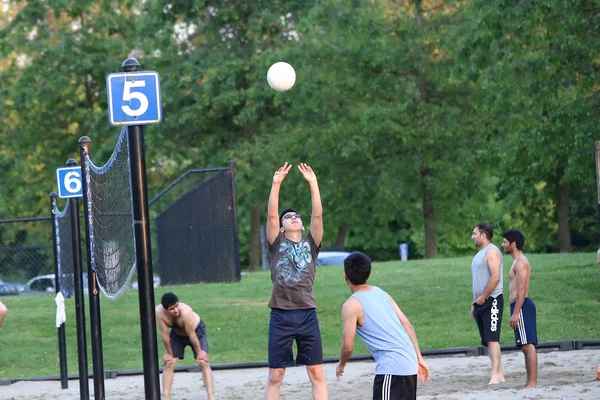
left=155, top=169, right=240, bottom=284
left=53, top=200, right=75, bottom=298
left=83, top=127, right=136, bottom=299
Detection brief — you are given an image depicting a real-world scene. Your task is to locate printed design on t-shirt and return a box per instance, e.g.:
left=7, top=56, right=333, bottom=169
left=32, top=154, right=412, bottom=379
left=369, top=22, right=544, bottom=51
left=275, top=240, right=312, bottom=284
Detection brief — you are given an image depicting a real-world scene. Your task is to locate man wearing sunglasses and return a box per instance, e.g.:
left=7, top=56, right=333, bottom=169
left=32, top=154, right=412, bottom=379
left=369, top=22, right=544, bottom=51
left=264, top=162, right=327, bottom=400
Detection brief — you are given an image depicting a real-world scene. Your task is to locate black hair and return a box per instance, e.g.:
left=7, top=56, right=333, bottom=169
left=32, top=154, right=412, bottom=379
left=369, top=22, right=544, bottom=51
left=503, top=230, right=525, bottom=250
left=279, top=208, right=299, bottom=227
left=475, top=222, right=494, bottom=240
left=344, top=251, right=372, bottom=285
left=161, top=292, right=179, bottom=309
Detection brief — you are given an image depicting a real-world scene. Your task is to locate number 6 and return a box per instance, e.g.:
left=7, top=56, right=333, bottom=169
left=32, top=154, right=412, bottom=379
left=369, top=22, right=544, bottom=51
left=122, top=79, right=149, bottom=117
left=64, top=171, right=82, bottom=194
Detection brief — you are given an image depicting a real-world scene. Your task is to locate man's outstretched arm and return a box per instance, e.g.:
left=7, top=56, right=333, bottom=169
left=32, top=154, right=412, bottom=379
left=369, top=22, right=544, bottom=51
left=267, top=162, right=292, bottom=244
left=386, top=293, right=431, bottom=384
left=298, top=163, right=323, bottom=246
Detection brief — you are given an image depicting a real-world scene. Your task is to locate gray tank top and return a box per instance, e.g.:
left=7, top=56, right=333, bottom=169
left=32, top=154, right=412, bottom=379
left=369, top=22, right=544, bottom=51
left=471, top=243, right=503, bottom=301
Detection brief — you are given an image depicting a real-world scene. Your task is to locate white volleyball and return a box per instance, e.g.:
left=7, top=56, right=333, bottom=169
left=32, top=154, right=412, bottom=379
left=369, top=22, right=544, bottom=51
left=267, top=62, right=296, bottom=92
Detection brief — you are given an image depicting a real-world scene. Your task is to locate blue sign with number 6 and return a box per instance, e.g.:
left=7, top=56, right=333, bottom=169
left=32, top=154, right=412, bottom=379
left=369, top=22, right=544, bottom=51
left=106, top=71, right=162, bottom=126
left=56, top=166, right=83, bottom=198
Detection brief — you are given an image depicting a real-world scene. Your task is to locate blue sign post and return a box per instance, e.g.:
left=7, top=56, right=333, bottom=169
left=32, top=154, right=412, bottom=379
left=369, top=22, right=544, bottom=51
left=106, top=71, right=162, bottom=126
left=56, top=166, right=83, bottom=198
left=104, top=58, right=162, bottom=400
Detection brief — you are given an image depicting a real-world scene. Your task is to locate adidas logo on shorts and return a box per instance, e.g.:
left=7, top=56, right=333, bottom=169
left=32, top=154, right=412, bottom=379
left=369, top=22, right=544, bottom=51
left=490, top=298, right=499, bottom=332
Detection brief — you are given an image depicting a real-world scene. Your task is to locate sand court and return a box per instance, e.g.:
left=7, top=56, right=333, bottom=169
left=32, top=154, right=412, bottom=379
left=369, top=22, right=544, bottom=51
left=2, top=349, right=599, bottom=399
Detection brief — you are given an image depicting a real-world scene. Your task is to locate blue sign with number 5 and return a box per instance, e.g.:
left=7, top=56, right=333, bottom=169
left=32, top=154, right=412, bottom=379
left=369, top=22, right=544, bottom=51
left=106, top=71, right=162, bottom=126
left=56, top=166, right=83, bottom=198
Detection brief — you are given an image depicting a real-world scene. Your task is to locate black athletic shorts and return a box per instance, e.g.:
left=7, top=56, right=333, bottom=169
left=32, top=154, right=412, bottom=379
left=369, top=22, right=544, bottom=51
left=373, top=374, right=417, bottom=400
left=473, top=294, right=503, bottom=346
left=268, top=308, right=323, bottom=368
left=170, top=320, right=209, bottom=359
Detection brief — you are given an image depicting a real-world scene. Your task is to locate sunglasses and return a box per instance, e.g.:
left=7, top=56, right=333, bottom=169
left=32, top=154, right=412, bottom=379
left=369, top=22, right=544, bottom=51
left=282, top=213, right=301, bottom=220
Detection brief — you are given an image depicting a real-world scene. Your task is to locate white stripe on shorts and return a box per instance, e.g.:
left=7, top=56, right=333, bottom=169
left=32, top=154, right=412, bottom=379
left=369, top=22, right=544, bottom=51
left=518, top=310, right=527, bottom=344
left=382, top=374, right=391, bottom=400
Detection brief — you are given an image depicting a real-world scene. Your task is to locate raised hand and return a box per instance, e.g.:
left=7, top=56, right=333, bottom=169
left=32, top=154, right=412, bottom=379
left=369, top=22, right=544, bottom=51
left=273, top=162, right=292, bottom=184
left=298, top=163, right=317, bottom=184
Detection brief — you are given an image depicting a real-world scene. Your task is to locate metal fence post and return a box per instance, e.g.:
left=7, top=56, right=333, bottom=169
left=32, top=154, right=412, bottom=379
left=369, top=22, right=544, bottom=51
left=79, top=138, right=106, bottom=400
left=122, top=57, right=161, bottom=400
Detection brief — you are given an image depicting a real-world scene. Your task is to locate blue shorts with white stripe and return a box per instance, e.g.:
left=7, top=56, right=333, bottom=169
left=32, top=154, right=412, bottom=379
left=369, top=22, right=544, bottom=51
left=510, top=297, right=538, bottom=347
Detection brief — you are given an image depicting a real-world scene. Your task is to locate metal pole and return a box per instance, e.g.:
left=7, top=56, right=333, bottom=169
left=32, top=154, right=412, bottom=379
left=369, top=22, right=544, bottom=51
left=228, top=159, right=242, bottom=281
left=50, top=192, right=68, bottom=390
left=66, top=158, right=91, bottom=400
left=122, top=57, right=161, bottom=400
left=79, top=138, right=106, bottom=400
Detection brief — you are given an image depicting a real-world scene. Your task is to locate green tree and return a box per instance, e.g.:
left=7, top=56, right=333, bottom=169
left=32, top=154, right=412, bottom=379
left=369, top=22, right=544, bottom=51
left=264, top=0, right=493, bottom=259
left=140, top=0, right=320, bottom=269
left=0, top=1, right=144, bottom=216
left=455, top=0, right=600, bottom=252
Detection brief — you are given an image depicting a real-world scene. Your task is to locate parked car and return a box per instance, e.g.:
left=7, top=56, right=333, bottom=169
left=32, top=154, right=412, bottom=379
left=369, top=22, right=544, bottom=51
left=24, top=273, right=160, bottom=295
left=0, top=278, right=25, bottom=296
left=131, top=276, right=161, bottom=290
left=24, top=273, right=89, bottom=294
left=316, top=251, right=351, bottom=267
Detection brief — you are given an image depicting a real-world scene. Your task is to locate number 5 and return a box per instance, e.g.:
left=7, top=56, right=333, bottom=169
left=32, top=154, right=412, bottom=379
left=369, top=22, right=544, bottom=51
left=122, top=79, right=148, bottom=117
left=64, top=171, right=82, bottom=194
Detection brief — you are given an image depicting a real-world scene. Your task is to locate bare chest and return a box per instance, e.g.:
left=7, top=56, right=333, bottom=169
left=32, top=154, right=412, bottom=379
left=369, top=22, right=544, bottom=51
left=164, top=315, right=185, bottom=330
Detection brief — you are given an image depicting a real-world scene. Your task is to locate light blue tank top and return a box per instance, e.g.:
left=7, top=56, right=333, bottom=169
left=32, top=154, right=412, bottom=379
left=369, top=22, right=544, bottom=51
left=352, top=287, right=418, bottom=376
left=471, top=243, right=503, bottom=302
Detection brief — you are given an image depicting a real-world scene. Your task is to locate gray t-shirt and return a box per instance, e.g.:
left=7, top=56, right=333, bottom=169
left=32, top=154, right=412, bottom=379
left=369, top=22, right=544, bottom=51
left=268, top=231, right=319, bottom=310
left=471, top=243, right=503, bottom=302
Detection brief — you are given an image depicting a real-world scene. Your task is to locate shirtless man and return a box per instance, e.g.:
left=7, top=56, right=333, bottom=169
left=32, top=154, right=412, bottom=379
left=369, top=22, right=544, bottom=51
left=502, top=230, right=538, bottom=389
left=156, top=292, right=214, bottom=400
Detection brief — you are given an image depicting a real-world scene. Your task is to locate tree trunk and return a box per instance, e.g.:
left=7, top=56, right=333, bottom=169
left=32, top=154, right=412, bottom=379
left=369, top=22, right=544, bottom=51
left=416, top=0, right=437, bottom=258
left=335, top=223, right=349, bottom=249
left=421, top=168, right=437, bottom=258
left=556, top=167, right=571, bottom=253
left=248, top=203, right=262, bottom=271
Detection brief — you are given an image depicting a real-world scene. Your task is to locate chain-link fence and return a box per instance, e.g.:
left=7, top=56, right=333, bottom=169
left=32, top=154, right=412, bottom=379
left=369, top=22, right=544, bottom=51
left=0, top=163, right=241, bottom=299
left=0, top=217, right=54, bottom=296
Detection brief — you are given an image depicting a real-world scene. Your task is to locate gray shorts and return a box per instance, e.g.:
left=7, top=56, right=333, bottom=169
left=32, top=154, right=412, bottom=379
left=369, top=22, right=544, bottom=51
left=170, top=320, right=208, bottom=359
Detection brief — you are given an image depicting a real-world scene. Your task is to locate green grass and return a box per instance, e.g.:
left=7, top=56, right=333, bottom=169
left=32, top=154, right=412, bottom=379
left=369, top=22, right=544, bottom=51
left=1, top=253, right=598, bottom=379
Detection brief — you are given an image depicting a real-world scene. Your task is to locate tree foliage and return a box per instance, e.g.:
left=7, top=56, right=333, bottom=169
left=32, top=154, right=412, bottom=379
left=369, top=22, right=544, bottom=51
left=0, top=0, right=597, bottom=265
